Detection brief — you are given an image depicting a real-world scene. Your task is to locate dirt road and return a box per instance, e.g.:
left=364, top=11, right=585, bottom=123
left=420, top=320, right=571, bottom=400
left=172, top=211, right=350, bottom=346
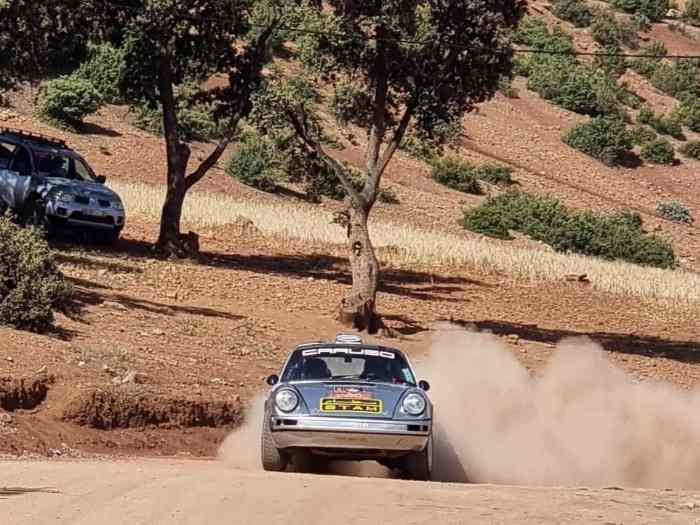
left=2, top=460, right=700, bottom=525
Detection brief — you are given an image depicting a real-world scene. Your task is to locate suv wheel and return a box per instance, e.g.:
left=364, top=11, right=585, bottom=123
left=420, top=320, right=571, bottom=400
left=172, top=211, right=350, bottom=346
left=22, top=199, right=54, bottom=238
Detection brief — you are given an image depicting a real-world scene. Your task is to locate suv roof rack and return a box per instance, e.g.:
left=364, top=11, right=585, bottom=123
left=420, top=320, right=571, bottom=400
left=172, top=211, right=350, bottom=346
left=0, top=127, right=67, bottom=148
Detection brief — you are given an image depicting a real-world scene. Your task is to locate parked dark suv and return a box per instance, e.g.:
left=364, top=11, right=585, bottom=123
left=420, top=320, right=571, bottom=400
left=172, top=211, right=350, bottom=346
left=0, top=128, right=125, bottom=242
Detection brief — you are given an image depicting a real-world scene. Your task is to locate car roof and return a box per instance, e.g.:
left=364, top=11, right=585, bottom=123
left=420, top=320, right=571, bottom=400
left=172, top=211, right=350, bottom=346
left=293, top=342, right=406, bottom=357
left=0, top=128, right=71, bottom=152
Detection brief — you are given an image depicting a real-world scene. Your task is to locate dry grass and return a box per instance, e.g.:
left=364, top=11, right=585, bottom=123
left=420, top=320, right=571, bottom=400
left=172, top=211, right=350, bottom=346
left=110, top=181, right=700, bottom=305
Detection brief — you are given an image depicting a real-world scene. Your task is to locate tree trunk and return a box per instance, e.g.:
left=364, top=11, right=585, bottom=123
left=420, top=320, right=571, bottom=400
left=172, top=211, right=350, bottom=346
left=154, top=52, right=192, bottom=256
left=339, top=204, right=380, bottom=333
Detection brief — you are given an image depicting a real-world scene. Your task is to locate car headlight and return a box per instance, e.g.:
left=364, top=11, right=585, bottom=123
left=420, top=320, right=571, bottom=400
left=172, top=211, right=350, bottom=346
left=56, top=191, right=74, bottom=203
left=402, top=393, right=426, bottom=416
left=275, top=389, right=299, bottom=412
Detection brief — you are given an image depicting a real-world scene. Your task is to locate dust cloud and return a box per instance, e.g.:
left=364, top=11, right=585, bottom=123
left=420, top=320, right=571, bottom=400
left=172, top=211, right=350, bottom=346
left=426, top=324, right=700, bottom=488
left=219, top=325, right=700, bottom=489
left=218, top=394, right=265, bottom=470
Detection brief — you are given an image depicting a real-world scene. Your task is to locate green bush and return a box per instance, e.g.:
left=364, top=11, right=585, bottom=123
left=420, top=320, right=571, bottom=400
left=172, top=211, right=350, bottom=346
left=36, top=76, right=101, bottom=129
left=684, top=0, right=700, bottom=24
left=591, top=12, right=623, bottom=46
left=593, top=45, right=627, bottom=77
left=75, top=43, right=126, bottom=104
left=552, top=0, right=593, bottom=26
left=330, top=82, right=372, bottom=127
left=0, top=216, right=71, bottom=332
left=563, top=116, right=633, bottom=165
left=657, top=200, right=694, bottom=224
left=629, top=125, right=658, bottom=145
left=641, top=138, right=676, bottom=164
left=461, top=191, right=676, bottom=268
left=132, top=99, right=223, bottom=142
left=674, top=95, right=700, bottom=132
left=226, top=133, right=280, bottom=192
left=528, top=56, right=625, bottom=117
left=612, top=0, right=670, bottom=21
left=515, top=17, right=576, bottom=53
left=649, top=60, right=699, bottom=98
left=679, top=140, right=700, bottom=159
left=430, top=158, right=483, bottom=195
left=476, top=164, right=515, bottom=186
left=636, top=106, right=685, bottom=139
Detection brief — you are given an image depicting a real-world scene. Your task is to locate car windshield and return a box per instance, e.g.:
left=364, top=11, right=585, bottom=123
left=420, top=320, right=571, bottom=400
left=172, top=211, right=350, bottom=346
left=35, top=152, right=96, bottom=182
left=282, top=347, right=416, bottom=385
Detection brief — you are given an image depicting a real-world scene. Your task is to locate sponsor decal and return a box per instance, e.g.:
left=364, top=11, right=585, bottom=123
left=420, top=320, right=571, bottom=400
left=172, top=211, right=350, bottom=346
left=301, top=347, right=395, bottom=359
left=327, top=387, right=375, bottom=400
left=320, top=398, right=383, bottom=414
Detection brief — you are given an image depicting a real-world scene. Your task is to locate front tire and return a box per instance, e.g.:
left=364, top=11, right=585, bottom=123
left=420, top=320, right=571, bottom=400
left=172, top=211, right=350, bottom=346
left=261, top=420, right=288, bottom=472
left=404, top=435, right=433, bottom=481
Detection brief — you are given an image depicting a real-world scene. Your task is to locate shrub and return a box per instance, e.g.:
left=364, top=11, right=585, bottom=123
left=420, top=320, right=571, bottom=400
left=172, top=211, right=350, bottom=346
left=632, top=12, right=652, bottom=31
left=0, top=216, right=71, bottom=332
left=461, top=191, right=676, bottom=268
left=132, top=99, right=223, bottom=142
left=226, top=133, right=280, bottom=192
left=649, top=60, right=699, bottom=98
left=330, top=82, right=372, bottom=127
left=528, top=56, right=625, bottom=117
left=593, top=44, right=627, bottom=77
left=36, top=76, right=101, bottom=129
left=629, top=125, right=658, bottom=145
left=430, top=158, right=483, bottom=195
left=674, top=95, right=700, bottom=132
left=612, top=0, right=670, bottom=21
left=75, top=43, right=126, bottom=104
left=636, top=106, right=685, bottom=139
left=552, top=0, right=593, bottom=27
left=591, top=12, right=623, bottom=46
left=515, top=17, right=575, bottom=53
left=640, top=138, right=676, bottom=164
left=476, top=164, right=516, bottom=186
left=684, top=0, right=700, bottom=24
left=657, top=200, right=694, bottom=223
left=563, top=116, right=633, bottom=165
left=679, top=140, right=700, bottom=158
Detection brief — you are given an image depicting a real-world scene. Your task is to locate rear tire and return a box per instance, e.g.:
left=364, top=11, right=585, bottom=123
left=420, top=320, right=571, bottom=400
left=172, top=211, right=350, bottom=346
left=404, top=435, right=433, bottom=481
left=261, top=420, right=287, bottom=472
left=22, top=199, right=54, bottom=239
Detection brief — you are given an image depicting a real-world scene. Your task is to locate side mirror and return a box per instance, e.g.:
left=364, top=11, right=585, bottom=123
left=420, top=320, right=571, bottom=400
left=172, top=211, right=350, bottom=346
left=266, top=374, right=279, bottom=386
left=418, top=380, right=430, bottom=392
left=96, top=175, right=106, bottom=183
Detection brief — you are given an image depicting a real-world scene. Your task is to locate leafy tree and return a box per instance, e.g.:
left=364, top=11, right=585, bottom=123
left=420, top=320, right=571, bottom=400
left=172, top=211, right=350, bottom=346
left=259, top=0, right=524, bottom=331
left=0, top=0, right=90, bottom=87
left=83, top=0, right=282, bottom=256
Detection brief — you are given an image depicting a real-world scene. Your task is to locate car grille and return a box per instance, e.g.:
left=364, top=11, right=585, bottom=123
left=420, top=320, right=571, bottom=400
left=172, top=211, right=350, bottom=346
left=98, top=199, right=111, bottom=208
left=74, top=195, right=90, bottom=205
left=69, top=211, right=115, bottom=225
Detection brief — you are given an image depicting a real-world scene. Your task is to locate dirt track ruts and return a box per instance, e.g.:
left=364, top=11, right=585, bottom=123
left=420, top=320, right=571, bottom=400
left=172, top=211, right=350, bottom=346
left=2, top=459, right=700, bottom=525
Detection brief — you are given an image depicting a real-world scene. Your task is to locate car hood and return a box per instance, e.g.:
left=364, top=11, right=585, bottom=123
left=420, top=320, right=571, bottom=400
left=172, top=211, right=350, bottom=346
left=292, top=381, right=412, bottom=418
left=42, top=178, right=120, bottom=200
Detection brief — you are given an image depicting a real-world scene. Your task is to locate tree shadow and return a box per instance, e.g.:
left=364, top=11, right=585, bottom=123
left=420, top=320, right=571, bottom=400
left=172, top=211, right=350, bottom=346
left=0, top=487, right=59, bottom=499
left=457, top=319, right=700, bottom=364
left=381, top=314, right=427, bottom=336
left=617, top=151, right=643, bottom=169
left=65, top=237, right=488, bottom=303
left=78, top=122, right=122, bottom=138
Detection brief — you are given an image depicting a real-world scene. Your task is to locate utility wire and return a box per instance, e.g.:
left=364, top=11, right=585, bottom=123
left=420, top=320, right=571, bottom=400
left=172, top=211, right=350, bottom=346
left=88, top=0, right=700, bottom=60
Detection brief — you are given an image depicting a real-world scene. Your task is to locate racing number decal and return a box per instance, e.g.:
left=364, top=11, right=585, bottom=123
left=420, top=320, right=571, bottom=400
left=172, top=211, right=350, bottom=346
left=320, top=398, right=383, bottom=414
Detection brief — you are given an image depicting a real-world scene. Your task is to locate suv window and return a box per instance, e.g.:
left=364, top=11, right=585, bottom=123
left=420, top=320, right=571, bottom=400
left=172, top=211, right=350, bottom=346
left=10, top=146, right=32, bottom=175
left=0, top=140, right=16, bottom=169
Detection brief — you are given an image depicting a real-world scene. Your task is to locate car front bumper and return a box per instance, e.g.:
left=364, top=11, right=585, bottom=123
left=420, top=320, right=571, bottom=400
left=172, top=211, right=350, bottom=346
left=270, top=415, right=431, bottom=453
left=46, top=200, right=124, bottom=230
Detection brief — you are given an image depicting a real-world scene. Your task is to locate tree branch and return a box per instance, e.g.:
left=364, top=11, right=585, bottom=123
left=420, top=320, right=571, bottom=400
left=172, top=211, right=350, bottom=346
left=184, top=20, right=279, bottom=192
left=361, top=103, right=414, bottom=206
left=287, top=108, right=365, bottom=209
left=366, top=24, right=388, bottom=177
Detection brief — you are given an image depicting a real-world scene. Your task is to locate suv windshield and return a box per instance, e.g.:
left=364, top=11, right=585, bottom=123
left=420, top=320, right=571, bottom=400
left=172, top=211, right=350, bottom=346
left=282, top=347, right=416, bottom=385
left=35, top=152, right=95, bottom=182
